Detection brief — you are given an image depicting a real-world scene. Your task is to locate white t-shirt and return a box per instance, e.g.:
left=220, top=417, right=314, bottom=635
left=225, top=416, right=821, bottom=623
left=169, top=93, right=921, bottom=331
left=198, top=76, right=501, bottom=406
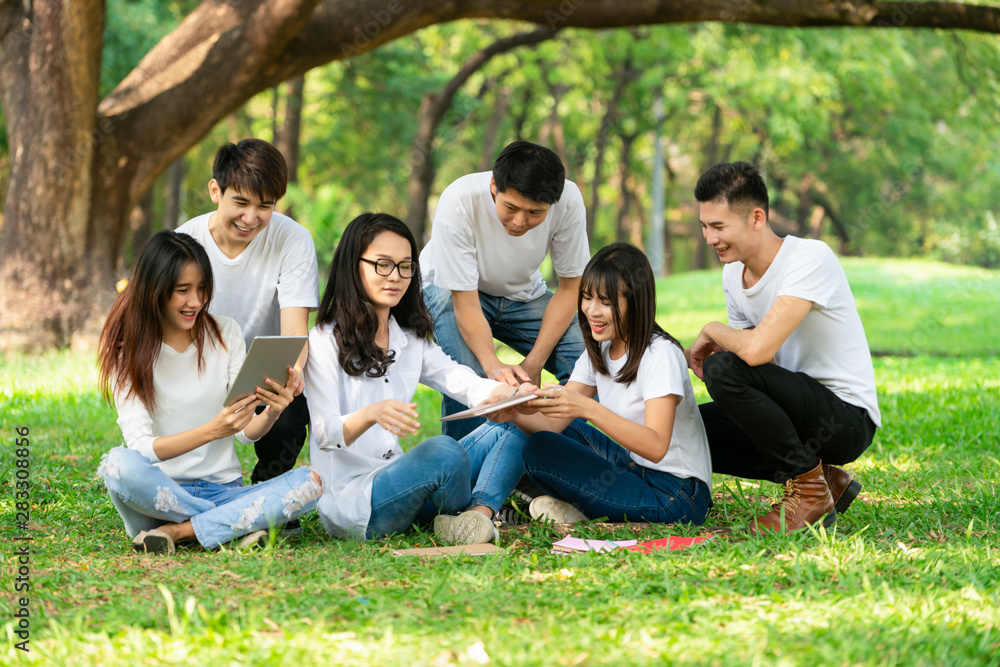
left=305, top=317, right=504, bottom=539
left=177, top=212, right=319, bottom=349
left=722, top=236, right=881, bottom=427
left=419, top=172, right=590, bottom=301
left=113, top=316, right=246, bottom=484
left=569, top=337, right=713, bottom=488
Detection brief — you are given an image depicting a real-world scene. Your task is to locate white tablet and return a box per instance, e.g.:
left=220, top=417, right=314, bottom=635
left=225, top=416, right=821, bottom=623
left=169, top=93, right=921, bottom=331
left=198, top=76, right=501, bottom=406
left=224, top=335, right=308, bottom=407
left=440, top=391, right=542, bottom=421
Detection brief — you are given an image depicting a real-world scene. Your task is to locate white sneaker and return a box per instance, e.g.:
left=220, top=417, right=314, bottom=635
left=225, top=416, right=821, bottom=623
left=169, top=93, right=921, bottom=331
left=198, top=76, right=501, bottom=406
left=236, top=529, right=269, bottom=549
left=433, top=511, right=499, bottom=545
left=529, top=496, right=588, bottom=524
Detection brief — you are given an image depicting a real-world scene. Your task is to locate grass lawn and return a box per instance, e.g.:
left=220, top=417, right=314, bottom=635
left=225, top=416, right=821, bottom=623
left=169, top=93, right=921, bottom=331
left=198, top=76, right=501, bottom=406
left=2, top=257, right=998, bottom=665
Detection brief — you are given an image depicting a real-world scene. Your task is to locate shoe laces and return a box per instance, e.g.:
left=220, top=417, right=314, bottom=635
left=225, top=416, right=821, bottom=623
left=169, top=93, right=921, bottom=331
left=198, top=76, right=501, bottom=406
left=494, top=505, right=527, bottom=526
left=771, top=478, right=801, bottom=513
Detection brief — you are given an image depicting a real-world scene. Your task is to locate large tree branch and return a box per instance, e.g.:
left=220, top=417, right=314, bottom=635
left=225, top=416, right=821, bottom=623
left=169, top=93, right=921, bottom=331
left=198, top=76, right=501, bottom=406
left=96, top=0, right=1000, bottom=215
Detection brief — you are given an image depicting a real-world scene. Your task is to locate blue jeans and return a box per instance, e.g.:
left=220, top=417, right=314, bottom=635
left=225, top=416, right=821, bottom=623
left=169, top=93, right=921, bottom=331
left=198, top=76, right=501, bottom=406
left=98, top=447, right=321, bottom=549
left=366, top=436, right=471, bottom=538
left=462, top=422, right=529, bottom=514
left=423, top=283, right=585, bottom=441
left=522, top=419, right=712, bottom=525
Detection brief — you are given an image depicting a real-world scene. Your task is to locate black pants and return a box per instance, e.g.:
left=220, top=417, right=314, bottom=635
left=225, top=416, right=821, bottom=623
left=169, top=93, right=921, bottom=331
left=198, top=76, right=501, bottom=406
left=251, top=392, right=310, bottom=484
left=700, top=351, right=876, bottom=483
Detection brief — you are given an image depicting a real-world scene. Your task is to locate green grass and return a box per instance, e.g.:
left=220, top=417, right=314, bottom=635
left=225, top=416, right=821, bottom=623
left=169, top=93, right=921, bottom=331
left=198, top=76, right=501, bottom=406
left=2, top=257, right=999, bottom=665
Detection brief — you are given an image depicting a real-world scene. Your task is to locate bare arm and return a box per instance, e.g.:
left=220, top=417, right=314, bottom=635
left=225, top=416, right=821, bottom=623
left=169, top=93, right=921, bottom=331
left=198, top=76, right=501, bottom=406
left=521, top=275, right=581, bottom=385
left=452, top=289, right=527, bottom=386
left=689, top=295, right=813, bottom=379
left=516, top=382, right=678, bottom=463
left=280, top=306, right=310, bottom=395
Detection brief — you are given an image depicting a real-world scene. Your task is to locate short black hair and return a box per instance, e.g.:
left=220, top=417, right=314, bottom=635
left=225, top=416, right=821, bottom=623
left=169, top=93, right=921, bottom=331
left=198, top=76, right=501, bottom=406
left=492, top=140, right=565, bottom=205
left=694, top=161, right=769, bottom=219
left=212, top=138, right=288, bottom=203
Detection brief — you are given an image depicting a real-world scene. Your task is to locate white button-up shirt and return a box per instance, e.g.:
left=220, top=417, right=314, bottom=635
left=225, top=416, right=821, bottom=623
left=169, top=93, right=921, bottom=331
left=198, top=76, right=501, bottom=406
left=305, top=317, right=502, bottom=539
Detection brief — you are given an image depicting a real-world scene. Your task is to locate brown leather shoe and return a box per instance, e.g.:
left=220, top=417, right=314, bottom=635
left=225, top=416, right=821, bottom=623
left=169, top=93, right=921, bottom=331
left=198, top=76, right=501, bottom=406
left=749, top=462, right=837, bottom=535
left=822, top=463, right=862, bottom=514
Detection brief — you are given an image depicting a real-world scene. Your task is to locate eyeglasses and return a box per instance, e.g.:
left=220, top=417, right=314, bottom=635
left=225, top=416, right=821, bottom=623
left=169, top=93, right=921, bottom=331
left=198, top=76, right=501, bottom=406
left=360, top=257, right=417, bottom=278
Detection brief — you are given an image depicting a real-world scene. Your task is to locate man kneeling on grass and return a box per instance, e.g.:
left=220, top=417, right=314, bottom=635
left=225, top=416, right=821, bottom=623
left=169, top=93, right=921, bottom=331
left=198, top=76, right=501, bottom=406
left=687, top=161, right=881, bottom=535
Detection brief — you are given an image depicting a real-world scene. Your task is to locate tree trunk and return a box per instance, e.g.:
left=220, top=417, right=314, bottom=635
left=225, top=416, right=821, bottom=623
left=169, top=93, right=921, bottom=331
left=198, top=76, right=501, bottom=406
left=615, top=132, right=638, bottom=243
left=0, top=0, right=105, bottom=349
left=479, top=84, right=512, bottom=171
left=404, top=27, right=555, bottom=244
left=587, top=58, right=634, bottom=243
left=4, top=0, right=1000, bottom=350
left=128, top=189, right=155, bottom=269
left=537, top=82, right=569, bottom=163
left=275, top=75, right=306, bottom=218
left=164, top=158, right=184, bottom=231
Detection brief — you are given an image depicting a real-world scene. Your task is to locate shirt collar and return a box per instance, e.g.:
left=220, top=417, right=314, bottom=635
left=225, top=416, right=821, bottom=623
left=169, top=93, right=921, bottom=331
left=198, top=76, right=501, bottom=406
left=387, top=315, right=409, bottom=355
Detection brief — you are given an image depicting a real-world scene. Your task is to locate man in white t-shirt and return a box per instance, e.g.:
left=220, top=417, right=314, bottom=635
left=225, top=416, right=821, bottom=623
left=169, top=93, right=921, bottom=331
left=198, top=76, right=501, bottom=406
left=177, top=139, right=319, bottom=495
left=687, top=161, right=880, bottom=535
left=421, top=141, right=590, bottom=440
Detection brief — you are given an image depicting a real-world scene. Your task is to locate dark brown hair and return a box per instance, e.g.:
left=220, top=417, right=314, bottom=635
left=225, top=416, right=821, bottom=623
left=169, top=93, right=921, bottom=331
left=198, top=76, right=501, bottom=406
left=579, top=243, right=681, bottom=385
left=98, top=231, right=224, bottom=411
left=316, top=213, right=433, bottom=377
left=212, top=138, right=288, bottom=202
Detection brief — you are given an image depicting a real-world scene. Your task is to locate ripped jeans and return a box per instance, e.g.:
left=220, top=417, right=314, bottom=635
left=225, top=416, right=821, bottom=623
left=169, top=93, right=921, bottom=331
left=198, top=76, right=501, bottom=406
left=98, top=446, right=320, bottom=549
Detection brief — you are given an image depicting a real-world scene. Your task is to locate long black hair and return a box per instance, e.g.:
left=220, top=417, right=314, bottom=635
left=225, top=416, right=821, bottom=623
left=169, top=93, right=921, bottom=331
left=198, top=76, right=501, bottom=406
left=316, top=212, right=433, bottom=377
left=578, top=243, right=681, bottom=385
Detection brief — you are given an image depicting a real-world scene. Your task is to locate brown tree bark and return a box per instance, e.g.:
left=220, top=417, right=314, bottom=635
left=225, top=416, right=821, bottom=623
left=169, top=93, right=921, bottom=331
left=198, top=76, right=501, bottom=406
left=275, top=75, right=306, bottom=218
left=615, top=132, right=639, bottom=244
left=588, top=57, right=636, bottom=243
left=3, top=0, right=1000, bottom=349
left=164, top=158, right=185, bottom=231
left=478, top=83, right=512, bottom=172
left=404, top=27, right=555, bottom=244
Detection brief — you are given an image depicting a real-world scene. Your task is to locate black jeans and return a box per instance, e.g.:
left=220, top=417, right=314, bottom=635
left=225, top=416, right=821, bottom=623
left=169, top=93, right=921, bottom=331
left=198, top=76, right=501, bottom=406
left=700, top=351, right=876, bottom=483
left=251, top=392, right=310, bottom=484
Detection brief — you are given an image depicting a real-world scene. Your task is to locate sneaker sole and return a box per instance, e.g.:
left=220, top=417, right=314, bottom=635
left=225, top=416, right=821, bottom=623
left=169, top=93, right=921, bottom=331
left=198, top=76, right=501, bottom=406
left=434, top=514, right=496, bottom=545
left=528, top=496, right=588, bottom=524
left=237, top=530, right=269, bottom=549
left=132, top=530, right=175, bottom=554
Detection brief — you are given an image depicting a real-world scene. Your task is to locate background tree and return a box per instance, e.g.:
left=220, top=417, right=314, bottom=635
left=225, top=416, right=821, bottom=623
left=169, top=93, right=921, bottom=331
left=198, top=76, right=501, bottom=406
left=3, top=1, right=1000, bottom=350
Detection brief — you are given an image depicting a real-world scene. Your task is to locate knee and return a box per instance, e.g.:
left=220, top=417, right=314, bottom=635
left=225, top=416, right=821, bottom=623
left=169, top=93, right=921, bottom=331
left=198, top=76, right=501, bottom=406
left=522, top=432, right=557, bottom=471
left=97, top=447, right=151, bottom=486
left=417, top=436, right=471, bottom=475
left=702, top=351, right=747, bottom=395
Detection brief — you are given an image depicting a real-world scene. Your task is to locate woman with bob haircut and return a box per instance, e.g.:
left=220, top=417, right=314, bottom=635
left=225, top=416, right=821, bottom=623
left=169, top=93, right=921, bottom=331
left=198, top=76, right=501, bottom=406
left=96, top=230, right=321, bottom=554
left=508, top=243, right=714, bottom=525
left=305, top=212, right=535, bottom=544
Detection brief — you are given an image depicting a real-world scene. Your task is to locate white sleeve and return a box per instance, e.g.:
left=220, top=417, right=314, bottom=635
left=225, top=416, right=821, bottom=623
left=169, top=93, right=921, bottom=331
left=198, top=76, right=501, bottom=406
left=568, top=349, right=596, bottom=387
left=425, top=188, right=480, bottom=292
left=777, top=242, right=841, bottom=309
left=114, top=383, right=161, bottom=463
left=276, top=224, right=320, bottom=310
left=418, top=338, right=501, bottom=407
left=639, top=340, right=686, bottom=404
left=549, top=182, right=590, bottom=279
left=303, top=326, right=350, bottom=451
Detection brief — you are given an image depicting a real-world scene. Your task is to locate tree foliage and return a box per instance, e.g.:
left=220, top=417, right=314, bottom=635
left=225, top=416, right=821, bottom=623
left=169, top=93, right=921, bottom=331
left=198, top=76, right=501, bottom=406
left=2, top=1, right=1000, bottom=349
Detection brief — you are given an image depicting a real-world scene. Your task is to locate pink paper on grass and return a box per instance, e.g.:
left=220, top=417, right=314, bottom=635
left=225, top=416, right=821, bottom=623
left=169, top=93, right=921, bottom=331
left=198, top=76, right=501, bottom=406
left=551, top=537, right=638, bottom=554
left=624, top=536, right=712, bottom=553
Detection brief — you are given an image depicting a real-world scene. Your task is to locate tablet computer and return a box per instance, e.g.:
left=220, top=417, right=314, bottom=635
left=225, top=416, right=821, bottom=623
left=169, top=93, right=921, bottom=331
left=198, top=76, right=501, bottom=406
left=440, top=391, right=541, bottom=421
left=224, top=335, right=308, bottom=407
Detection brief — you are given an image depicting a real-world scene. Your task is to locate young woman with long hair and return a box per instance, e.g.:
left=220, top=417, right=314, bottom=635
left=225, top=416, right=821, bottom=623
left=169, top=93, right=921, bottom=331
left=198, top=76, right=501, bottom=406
left=305, top=213, right=534, bottom=544
left=509, top=243, right=713, bottom=525
left=96, top=230, right=321, bottom=554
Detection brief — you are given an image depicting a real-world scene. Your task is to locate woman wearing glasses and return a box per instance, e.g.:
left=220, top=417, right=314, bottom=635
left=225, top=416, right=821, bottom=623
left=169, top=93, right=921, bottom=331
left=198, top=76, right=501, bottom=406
left=305, top=213, right=534, bottom=543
